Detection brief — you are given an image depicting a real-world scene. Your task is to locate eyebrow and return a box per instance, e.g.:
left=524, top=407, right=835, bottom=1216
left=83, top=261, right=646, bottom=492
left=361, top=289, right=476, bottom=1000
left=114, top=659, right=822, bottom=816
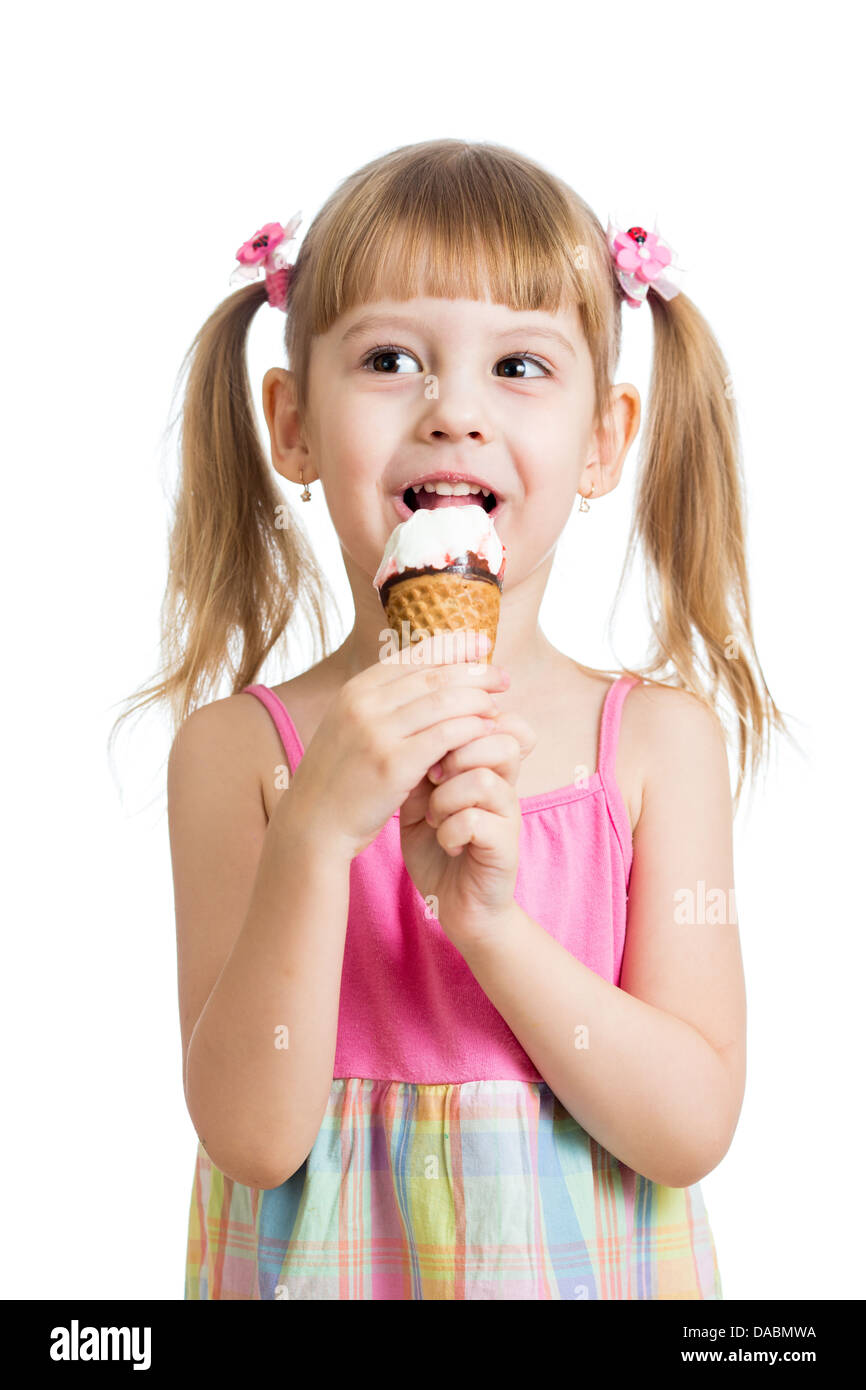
left=340, top=313, right=577, bottom=359
left=341, top=314, right=429, bottom=345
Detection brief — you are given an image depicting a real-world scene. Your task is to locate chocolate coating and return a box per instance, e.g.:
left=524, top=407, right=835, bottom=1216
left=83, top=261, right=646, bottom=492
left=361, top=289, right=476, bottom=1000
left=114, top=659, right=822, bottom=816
left=378, top=550, right=503, bottom=605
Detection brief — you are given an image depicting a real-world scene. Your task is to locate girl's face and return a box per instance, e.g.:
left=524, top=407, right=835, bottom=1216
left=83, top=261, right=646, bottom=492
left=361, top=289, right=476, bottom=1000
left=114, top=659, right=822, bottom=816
left=275, top=294, right=636, bottom=594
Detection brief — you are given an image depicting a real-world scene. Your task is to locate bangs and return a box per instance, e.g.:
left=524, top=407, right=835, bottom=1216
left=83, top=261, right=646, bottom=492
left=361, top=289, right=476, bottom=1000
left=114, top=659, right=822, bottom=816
left=305, top=148, right=609, bottom=338
left=286, top=142, right=620, bottom=423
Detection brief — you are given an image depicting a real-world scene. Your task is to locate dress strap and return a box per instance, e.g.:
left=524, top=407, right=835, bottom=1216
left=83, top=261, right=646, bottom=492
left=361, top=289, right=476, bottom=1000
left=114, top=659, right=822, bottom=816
left=597, top=675, right=641, bottom=783
left=242, top=683, right=304, bottom=778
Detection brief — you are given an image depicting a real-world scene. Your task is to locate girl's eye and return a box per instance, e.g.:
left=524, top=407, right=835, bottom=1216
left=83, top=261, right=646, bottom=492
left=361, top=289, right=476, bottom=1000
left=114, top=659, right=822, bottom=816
left=495, top=354, right=550, bottom=379
left=361, top=345, right=421, bottom=374
left=360, top=346, right=551, bottom=377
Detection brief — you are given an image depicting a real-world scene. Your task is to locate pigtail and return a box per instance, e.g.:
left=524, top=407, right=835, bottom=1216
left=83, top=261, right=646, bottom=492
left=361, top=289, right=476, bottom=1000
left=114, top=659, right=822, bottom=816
left=617, top=286, right=790, bottom=807
left=109, top=281, right=336, bottom=749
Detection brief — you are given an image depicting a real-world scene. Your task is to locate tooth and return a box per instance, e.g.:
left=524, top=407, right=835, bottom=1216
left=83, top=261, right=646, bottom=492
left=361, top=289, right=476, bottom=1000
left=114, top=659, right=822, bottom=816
left=414, top=479, right=488, bottom=495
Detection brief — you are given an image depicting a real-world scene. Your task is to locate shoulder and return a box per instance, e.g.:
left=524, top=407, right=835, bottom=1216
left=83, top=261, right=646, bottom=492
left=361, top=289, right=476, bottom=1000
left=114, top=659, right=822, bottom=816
left=623, top=679, right=727, bottom=750
left=169, top=690, right=271, bottom=764
left=167, top=691, right=277, bottom=813
left=619, top=681, right=731, bottom=829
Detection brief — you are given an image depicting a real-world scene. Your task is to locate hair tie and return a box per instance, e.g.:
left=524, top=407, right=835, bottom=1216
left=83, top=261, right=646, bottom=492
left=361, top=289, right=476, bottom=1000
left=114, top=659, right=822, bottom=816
left=229, top=211, right=302, bottom=311
left=228, top=209, right=680, bottom=314
left=606, top=216, right=682, bottom=308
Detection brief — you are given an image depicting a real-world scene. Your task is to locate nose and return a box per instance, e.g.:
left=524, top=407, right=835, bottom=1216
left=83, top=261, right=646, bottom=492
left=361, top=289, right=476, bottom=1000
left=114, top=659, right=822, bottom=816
left=421, top=381, right=490, bottom=444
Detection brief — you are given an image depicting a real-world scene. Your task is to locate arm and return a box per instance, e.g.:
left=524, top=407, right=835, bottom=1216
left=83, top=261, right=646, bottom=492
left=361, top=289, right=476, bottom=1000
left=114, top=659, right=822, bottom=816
left=168, top=696, right=352, bottom=1190
left=459, top=685, right=746, bottom=1188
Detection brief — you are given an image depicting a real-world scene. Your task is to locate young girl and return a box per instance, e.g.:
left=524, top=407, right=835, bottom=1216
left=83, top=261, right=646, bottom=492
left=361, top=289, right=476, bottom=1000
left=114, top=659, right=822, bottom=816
left=119, top=139, right=789, bottom=1300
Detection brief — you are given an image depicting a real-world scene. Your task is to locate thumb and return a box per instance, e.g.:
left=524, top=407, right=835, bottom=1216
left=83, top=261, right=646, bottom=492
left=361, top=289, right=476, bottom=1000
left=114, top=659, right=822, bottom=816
left=488, top=710, right=537, bottom=759
left=401, top=771, right=434, bottom=812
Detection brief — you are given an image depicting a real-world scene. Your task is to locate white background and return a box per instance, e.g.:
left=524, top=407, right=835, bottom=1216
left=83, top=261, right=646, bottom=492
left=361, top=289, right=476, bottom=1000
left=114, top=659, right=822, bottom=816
left=3, top=0, right=862, bottom=1300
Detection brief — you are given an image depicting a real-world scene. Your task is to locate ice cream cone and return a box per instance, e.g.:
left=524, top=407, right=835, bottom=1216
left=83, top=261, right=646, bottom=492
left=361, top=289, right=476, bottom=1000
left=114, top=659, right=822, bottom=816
left=374, top=503, right=506, bottom=664
left=382, top=570, right=501, bottom=662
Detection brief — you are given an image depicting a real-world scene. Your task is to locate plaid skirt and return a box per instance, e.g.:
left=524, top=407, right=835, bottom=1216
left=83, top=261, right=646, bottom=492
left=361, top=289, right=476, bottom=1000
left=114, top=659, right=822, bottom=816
left=185, top=1077, right=722, bottom=1300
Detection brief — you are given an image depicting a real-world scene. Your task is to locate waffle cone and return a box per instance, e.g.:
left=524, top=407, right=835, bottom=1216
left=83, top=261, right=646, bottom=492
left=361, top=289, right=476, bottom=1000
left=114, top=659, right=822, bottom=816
left=382, top=571, right=501, bottom=662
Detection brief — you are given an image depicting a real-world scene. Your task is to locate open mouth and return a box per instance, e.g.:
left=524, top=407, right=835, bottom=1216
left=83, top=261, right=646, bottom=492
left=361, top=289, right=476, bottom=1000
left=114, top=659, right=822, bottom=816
left=401, top=482, right=500, bottom=516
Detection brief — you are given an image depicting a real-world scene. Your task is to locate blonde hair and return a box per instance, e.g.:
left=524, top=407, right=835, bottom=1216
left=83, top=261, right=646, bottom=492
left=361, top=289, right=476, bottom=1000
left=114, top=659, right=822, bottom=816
left=109, top=137, right=793, bottom=809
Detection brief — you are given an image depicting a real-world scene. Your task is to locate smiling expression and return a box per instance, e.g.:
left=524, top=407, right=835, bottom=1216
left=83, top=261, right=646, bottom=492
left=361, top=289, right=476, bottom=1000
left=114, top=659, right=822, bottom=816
left=299, top=293, right=604, bottom=589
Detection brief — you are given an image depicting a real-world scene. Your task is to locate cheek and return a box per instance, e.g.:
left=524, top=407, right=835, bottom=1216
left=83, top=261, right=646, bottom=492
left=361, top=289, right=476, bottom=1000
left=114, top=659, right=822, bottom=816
left=509, top=394, right=587, bottom=448
left=315, top=451, right=391, bottom=575
left=325, top=394, right=401, bottom=471
left=494, top=471, right=580, bottom=584
left=319, top=486, right=384, bottom=579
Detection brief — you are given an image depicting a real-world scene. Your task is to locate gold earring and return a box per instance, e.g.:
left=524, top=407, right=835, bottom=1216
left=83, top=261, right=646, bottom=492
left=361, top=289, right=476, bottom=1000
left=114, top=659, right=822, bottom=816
left=299, top=465, right=312, bottom=501
left=578, top=480, right=595, bottom=512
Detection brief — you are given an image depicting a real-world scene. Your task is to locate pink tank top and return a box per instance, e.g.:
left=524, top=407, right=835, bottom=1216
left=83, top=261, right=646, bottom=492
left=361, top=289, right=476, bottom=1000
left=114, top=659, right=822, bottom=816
left=242, top=674, right=640, bottom=1087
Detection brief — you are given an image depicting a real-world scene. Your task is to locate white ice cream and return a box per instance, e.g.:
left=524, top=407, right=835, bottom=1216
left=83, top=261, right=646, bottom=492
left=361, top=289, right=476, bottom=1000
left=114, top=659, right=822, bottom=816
left=374, top=503, right=505, bottom=591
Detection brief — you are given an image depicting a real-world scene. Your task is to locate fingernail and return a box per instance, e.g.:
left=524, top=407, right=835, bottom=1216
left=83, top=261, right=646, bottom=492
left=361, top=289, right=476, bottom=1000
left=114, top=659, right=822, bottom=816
left=429, top=763, right=443, bottom=782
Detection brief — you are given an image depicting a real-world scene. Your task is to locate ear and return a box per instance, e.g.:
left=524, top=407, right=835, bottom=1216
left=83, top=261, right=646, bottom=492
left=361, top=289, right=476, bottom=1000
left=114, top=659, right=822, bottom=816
left=579, top=383, right=641, bottom=498
left=261, top=368, right=318, bottom=487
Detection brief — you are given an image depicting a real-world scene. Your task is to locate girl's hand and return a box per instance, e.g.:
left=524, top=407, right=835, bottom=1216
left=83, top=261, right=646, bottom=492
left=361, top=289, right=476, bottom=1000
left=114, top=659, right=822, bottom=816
left=399, top=708, right=537, bottom=952
left=283, top=630, right=508, bottom=861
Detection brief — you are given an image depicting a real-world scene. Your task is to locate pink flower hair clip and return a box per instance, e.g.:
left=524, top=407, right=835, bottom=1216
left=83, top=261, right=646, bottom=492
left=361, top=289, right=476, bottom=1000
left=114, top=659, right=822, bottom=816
left=229, top=210, right=303, bottom=311
left=606, top=216, right=682, bottom=308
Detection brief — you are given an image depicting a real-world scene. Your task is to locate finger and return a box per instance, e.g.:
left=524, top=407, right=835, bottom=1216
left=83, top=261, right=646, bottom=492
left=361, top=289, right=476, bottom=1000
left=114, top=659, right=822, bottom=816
left=387, top=660, right=509, bottom=720
left=427, top=765, right=515, bottom=829
left=429, top=733, right=521, bottom=790
left=411, top=714, right=502, bottom=776
left=368, top=637, right=509, bottom=726
left=487, top=711, right=537, bottom=758
left=434, top=805, right=512, bottom=858
left=433, top=712, right=536, bottom=783
left=376, top=628, right=492, bottom=676
left=395, top=683, right=503, bottom=742
left=400, top=772, right=435, bottom=828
